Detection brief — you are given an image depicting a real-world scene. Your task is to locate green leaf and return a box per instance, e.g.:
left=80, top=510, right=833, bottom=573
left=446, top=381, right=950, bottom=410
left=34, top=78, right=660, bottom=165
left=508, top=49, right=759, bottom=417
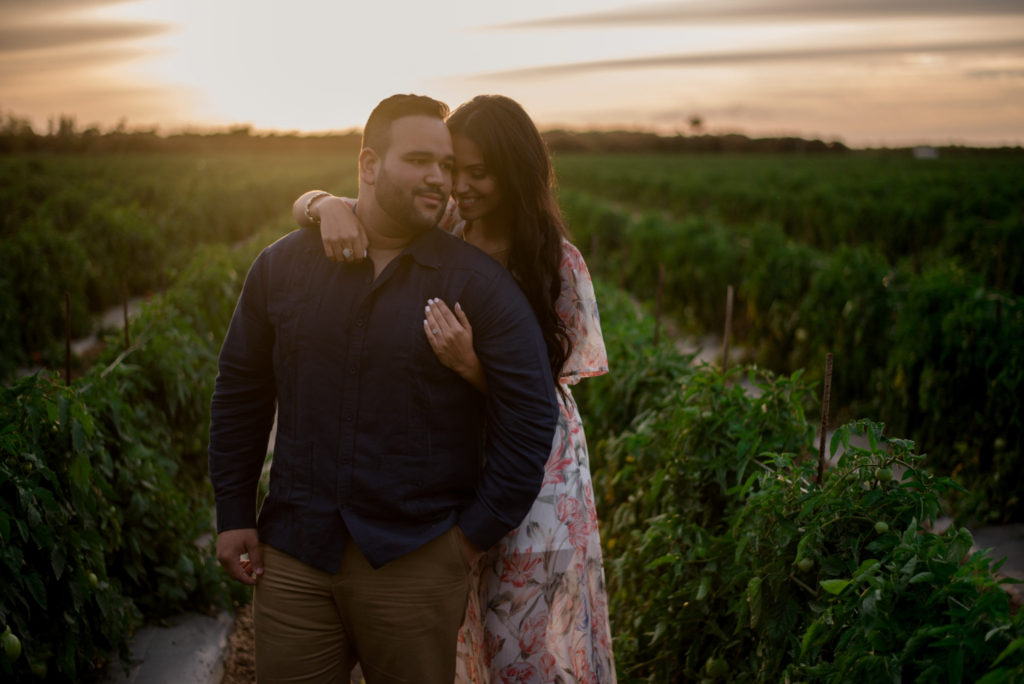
left=50, top=543, right=67, bottom=580
left=645, top=554, right=675, bottom=570
left=853, top=558, right=880, bottom=581
left=696, top=574, right=711, bottom=601
left=949, top=647, right=964, bottom=682
left=68, top=451, right=92, bottom=491
left=820, top=579, right=850, bottom=595
left=975, top=670, right=1011, bottom=684
left=25, top=572, right=47, bottom=609
left=747, top=576, right=763, bottom=628
left=800, top=620, right=823, bottom=658
left=908, top=571, right=935, bottom=585
left=992, top=637, right=1024, bottom=667
left=651, top=620, right=667, bottom=644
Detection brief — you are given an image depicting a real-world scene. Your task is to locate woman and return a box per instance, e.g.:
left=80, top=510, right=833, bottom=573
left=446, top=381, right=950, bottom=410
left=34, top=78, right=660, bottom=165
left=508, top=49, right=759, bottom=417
left=294, top=95, right=614, bottom=683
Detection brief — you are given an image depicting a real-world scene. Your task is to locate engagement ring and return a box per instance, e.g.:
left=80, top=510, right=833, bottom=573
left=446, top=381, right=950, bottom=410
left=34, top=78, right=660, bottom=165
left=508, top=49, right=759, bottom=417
left=431, top=328, right=440, bottom=335
left=342, top=247, right=354, bottom=259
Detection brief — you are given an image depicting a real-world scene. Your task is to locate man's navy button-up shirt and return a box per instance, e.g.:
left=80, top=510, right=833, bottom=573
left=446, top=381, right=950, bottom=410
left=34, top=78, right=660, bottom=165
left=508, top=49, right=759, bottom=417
left=209, top=226, right=558, bottom=572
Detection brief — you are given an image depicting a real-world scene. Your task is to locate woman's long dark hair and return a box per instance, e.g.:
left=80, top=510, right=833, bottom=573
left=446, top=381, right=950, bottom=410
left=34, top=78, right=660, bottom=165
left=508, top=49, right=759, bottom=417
left=446, top=95, right=572, bottom=384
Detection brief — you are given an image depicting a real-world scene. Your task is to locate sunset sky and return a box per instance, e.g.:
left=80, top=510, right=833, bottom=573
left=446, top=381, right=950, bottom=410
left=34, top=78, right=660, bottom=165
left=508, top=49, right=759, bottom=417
left=1, top=0, right=1022, bottom=147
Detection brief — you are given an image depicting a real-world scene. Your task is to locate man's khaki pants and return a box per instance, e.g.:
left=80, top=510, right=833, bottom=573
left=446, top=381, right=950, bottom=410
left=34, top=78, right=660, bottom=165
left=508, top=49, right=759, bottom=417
left=253, top=527, right=471, bottom=683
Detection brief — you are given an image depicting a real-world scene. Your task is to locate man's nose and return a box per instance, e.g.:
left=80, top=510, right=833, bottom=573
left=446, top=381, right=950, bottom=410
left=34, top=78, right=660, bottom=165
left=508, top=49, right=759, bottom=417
left=424, top=161, right=450, bottom=187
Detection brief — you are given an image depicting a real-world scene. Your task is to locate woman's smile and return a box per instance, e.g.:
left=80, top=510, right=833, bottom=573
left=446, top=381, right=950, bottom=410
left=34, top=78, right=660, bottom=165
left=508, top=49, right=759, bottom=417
left=452, top=134, right=502, bottom=221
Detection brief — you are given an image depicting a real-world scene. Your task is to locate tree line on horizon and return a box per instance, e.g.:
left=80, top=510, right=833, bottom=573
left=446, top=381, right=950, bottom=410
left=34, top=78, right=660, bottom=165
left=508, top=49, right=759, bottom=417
left=5, top=111, right=1022, bottom=156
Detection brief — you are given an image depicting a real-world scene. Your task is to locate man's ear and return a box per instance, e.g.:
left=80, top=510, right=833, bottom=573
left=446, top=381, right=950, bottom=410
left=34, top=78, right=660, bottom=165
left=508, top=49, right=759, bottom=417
left=359, top=147, right=379, bottom=185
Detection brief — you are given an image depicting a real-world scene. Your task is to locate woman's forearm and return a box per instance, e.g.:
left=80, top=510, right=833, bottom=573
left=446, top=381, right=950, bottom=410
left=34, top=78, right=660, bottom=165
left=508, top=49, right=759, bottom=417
left=293, top=190, right=332, bottom=229
left=462, top=359, right=488, bottom=394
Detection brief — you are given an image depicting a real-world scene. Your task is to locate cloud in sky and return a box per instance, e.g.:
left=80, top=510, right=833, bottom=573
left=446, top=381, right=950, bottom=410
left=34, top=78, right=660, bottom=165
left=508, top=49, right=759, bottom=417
left=479, top=38, right=1024, bottom=79
left=490, top=0, right=1024, bottom=29
left=0, top=23, right=169, bottom=53
left=0, top=47, right=149, bottom=79
left=0, top=0, right=1020, bottom=145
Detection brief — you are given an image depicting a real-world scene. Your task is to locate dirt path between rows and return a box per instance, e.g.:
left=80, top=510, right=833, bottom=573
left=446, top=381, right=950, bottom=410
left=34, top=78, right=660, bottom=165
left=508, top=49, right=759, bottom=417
left=220, top=606, right=255, bottom=684
left=220, top=604, right=365, bottom=684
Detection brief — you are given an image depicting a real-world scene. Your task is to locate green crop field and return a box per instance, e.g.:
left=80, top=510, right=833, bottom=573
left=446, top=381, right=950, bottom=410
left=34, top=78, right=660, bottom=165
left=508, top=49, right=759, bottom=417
left=2, top=144, right=1023, bottom=681
left=554, top=151, right=1024, bottom=526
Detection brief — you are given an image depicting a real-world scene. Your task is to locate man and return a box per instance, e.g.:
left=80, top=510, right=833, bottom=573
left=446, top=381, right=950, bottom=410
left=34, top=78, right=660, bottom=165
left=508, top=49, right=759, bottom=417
left=208, top=94, right=557, bottom=682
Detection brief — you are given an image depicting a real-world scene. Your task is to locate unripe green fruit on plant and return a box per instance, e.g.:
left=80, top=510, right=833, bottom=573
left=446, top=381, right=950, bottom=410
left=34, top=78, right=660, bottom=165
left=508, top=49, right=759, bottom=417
left=874, top=521, right=889, bottom=534
left=30, top=661, right=47, bottom=678
left=2, top=626, right=21, bottom=663
left=88, top=572, right=99, bottom=587
left=797, top=557, right=814, bottom=572
left=705, top=657, right=729, bottom=679
left=874, top=467, right=893, bottom=482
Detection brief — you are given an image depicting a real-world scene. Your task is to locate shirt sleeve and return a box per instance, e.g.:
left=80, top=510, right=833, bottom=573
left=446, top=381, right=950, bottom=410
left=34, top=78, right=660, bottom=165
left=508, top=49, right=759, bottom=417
left=454, top=270, right=558, bottom=550
left=558, top=240, right=609, bottom=385
left=208, top=252, right=278, bottom=532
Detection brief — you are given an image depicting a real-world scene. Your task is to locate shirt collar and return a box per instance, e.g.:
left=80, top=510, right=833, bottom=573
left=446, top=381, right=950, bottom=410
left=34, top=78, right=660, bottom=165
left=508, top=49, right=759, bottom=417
left=399, top=227, right=452, bottom=270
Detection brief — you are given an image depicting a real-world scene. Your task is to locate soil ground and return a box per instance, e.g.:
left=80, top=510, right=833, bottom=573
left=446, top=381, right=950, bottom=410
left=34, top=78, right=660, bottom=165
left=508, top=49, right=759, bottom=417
left=219, top=606, right=365, bottom=684
left=220, top=606, right=255, bottom=684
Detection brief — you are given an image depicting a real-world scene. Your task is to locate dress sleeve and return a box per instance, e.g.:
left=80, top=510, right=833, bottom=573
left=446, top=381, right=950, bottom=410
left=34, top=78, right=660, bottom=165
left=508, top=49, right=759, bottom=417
left=557, top=240, right=609, bottom=385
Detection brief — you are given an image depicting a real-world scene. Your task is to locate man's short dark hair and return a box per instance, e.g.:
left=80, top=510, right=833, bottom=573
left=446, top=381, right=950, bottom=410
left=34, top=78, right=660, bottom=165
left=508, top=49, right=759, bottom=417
left=362, top=94, right=450, bottom=155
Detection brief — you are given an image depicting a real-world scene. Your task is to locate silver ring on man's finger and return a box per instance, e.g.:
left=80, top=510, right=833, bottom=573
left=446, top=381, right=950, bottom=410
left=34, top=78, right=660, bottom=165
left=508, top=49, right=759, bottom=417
left=431, top=328, right=440, bottom=335
left=341, top=247, right=354, bottom=260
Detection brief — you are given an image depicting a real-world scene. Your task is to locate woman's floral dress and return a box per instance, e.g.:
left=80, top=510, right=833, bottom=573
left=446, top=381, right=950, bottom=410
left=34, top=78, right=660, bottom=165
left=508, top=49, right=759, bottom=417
left=449, top=219, right=616, bottom=683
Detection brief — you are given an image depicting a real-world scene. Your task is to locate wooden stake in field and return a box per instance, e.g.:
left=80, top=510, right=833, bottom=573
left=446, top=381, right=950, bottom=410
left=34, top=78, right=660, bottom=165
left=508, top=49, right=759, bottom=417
left=122, top=275, right=130, bottom=348
left=996, top=240, right=1004, bottom=323
left=65, top=291, right=72, bottom=386
left=722, top=285, right=734, bottom=372
left=817, top=353, right=834, bottom=486
left=653, top=262, right=665, bottom=346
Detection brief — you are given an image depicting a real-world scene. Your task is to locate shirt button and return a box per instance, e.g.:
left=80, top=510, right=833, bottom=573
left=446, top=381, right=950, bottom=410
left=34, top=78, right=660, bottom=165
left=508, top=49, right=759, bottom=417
left=355, top=318, right=365, bottom=327
left=344, top=414, right=352, bottom=422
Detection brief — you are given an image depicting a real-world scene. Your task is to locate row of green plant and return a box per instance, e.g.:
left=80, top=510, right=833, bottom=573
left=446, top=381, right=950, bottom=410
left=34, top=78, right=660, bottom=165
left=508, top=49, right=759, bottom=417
left=0, top=152, right=358, bottom=379
left=3, top=216, right=1019, bottom=681
left=574, top=280, right=1024, bottom=682
left=554, top=152, right=1024, bottom=295
left=0, top=226, right=286, bottom=681
left=564, top=192, right=1024, bottom=524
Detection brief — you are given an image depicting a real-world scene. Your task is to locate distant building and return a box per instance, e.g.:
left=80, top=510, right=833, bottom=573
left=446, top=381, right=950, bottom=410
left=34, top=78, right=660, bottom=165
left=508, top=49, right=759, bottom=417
left=913, top=146, right=939, bottom=159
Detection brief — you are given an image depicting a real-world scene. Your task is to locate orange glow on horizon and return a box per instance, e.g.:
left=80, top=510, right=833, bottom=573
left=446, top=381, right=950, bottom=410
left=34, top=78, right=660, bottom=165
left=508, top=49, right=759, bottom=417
left=0, top=0, right=1021, bottom=147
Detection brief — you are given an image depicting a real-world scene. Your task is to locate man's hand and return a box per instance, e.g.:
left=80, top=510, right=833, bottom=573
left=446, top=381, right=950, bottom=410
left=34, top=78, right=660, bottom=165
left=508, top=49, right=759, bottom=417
left=216, top=528, right=263, bottom=585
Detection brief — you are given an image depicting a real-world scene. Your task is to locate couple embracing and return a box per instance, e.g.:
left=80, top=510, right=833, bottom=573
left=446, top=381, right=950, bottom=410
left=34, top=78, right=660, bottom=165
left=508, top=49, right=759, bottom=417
left=209, top=93, right=614, bottom=683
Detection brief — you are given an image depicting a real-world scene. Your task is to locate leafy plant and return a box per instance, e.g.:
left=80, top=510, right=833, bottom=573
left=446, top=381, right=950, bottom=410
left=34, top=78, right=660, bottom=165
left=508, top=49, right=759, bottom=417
left=587, top=348, right=1024, bottom=681
left=0, top=233, right=271, bottom=681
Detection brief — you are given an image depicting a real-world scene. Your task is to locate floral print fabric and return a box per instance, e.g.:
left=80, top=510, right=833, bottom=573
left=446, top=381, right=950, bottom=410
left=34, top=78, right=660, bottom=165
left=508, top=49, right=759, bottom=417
left=453, top=230, right=615, bottom=683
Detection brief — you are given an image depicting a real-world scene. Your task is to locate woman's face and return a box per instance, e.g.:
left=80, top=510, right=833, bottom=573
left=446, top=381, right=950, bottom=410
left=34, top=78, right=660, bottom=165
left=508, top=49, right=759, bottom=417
left=452, top=134, right=503, bottom=222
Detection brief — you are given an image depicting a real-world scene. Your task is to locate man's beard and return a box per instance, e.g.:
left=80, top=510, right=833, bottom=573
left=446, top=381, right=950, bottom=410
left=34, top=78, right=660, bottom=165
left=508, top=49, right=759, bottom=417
left=376, top=165, right=447, bottom=235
